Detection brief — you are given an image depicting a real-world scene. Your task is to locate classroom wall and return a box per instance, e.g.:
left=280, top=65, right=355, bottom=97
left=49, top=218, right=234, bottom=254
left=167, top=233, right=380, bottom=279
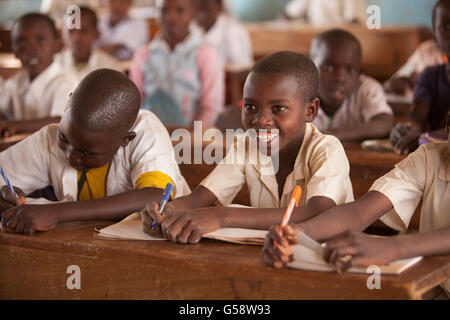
left=229, top=0, right=437, bottom=29
left=0, top=0, right=42, bottom=26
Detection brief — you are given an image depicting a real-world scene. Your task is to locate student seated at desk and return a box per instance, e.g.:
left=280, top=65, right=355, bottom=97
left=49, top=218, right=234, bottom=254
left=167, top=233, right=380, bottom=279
left=0, top=13, right=77, bottom=137
left=141, top=51, right=354, bottom=244
left=262, top=111, right=450, bottom=299
left=194, top=0, right=253, bottom=67
left=96, top=0, right=148, bottom=61
left=57, top=6, right=124, bottom=82
left=129, top=0, right=224, bottom=127
left=384, top=0, right=448, bottom=96
left=390, top=0, right=450, bottom=155
left=0, top=69, right=190, bottom=234
left=310, top=29, right=394, bottom=142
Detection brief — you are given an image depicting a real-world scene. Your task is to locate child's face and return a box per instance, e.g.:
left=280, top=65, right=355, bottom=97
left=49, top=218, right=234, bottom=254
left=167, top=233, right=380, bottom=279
left=57, top=112, right=129, bottom=171
left=109, top=0, right=132, bottom=23
left=313, top=40, right=361, bottom=109
left=12, top=19, right=58, bottom=80
left=242, top=72, right=318, bottom=156
left=194, top=0, right=221, bottom=31
left=161, top=0, right=194, bottom=44
left=434, top=4, right=450, bottom=59
left=64, top=14, right=99, bottom=63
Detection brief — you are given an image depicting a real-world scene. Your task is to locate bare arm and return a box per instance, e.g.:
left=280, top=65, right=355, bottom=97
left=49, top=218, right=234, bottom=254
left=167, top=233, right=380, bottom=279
left=325, top=113, right=394, bottom=142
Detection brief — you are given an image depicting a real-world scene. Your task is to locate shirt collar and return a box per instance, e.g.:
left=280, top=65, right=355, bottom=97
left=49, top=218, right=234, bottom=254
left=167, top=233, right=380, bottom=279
left=150, top=24, right=203, bottom=54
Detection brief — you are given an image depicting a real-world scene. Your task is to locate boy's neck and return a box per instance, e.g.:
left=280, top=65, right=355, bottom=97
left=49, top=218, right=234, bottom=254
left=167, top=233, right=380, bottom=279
left=28, top=60, right=53, bottom=82
left=164, top=32, right=190, bottom=51
left=319, top=97, right=342, bottom=117
left=73, top=51, right=91, bottom=65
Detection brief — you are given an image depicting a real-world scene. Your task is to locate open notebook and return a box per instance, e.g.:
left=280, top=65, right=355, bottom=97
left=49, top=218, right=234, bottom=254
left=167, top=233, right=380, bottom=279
left=287, top=232, right=422, bottom=275
left=94, top=212, right=268, bottom=245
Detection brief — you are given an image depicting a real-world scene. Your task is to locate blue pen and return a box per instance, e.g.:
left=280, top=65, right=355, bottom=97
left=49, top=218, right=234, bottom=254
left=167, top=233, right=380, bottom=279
left=152, top=183, right=173, bottom=229
left=0, top=166, right=18, bottom=198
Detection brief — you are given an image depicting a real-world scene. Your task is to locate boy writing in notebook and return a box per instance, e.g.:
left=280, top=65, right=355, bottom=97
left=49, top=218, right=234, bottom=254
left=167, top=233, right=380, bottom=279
left=390, top=0, right=450, bottom=154
left=262, top=111, right=450, bottom=297
left=310, top=29, right=394, bottom=142
left=0, top=69, right=190, bottom=234
left=141, top=51, right=354, bottom=244
left=58, top=6, right=124, bottom=82
left=0, top=13, right=77, bottom=137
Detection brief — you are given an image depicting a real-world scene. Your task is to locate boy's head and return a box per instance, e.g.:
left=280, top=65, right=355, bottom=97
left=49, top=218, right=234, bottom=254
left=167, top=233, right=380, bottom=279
left=63, top=6, right=99, bottom=64
left=310, top=29, right=362, bottom=110
left=161, top=0, right=195, bottom=45
left=194, top=0, right=222, bottom=32
left=108, top=0, right=133, bottom=25
left=58, top=69, right=141, bottom=171
left=432, top=0, right=450, bottom=59
left=242, top=51, right=319, bottom=155
left=11, top=13, right=59, bottom=81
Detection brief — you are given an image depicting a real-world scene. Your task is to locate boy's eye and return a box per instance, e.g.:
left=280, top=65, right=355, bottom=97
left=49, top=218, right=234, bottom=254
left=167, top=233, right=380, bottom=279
left=273, top=105, right=287, bottom=112
left=58, top=132, right=68, bottom=143
left=438, top=23, right=450, bottom=31
left=347, top=67, right=358, bottom=74
left=321, top=64, right=334, bottom=72
left=244, top=104, right=256, bottom=112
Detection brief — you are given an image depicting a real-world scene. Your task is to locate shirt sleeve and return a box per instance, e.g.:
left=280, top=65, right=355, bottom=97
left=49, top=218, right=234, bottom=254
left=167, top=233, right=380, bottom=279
left=50, top=77, right=76, bottom=117
left=369, top=145, right=427, bottom=231
left=305, top=137, right=354, bottom=205
left=226, top=22, right=254, bottom=66
left=413, top=67, right=434, bottom=105
left=129, top=45, right=150, bottom=101
left=200, top=139, right=246, bottom=206
left=197, top=44, right=224, bottom=127
left=134, top=171, right=175, bottom=198
left=359, top=76, right=393, bottom=122
left=0, top=127, right=51, bottom=194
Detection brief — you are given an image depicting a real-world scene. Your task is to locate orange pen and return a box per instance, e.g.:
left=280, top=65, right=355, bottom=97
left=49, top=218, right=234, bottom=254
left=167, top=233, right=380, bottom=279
left=275, top=185, right=302, bottom=247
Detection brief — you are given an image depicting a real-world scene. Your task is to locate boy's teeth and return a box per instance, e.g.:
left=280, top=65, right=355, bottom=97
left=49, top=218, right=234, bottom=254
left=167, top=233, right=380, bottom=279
left=257, top=132, right=279, bottom=142
left=29, top=58, right=39, bottom=65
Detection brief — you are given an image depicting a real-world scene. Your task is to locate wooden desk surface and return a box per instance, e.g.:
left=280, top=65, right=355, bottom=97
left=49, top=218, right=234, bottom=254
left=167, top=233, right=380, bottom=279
left=344, top=142, right=406, bottom=168
left=1, top=221, right=449, bottom=300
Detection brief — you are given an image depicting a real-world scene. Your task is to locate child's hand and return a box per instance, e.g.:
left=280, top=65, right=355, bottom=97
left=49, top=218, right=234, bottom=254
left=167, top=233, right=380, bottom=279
left=159, top=207, right=222, bottom=244
left=261, top=224, right=300, bottom=269
left=141, top=202, right=166, bottom=238
left=389, top=122, right=421, bottom=155
left=1, top=204, right=58, bottom=234
left=0, top=185, right=26, bottom=212
left=0, top=120, right=18, bottom=137
left=323, top=230, right=401, bottom=273
left=386, top=77, right=414, bottom=95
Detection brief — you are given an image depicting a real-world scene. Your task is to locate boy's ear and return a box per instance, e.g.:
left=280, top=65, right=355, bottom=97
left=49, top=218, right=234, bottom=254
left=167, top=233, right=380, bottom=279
left=305, top=98, right=319, bottom=122
left=121, top=131, right=136, bottom=147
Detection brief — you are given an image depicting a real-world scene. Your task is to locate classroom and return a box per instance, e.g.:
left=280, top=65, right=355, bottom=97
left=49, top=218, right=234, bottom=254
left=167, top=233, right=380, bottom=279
left=0, top=0, right=449, bottom=304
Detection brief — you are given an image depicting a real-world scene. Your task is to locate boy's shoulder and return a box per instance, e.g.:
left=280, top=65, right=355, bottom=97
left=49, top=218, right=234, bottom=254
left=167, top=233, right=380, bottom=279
left=356, top=74, right=384, bottom=93
left=304, top=123, right=346, bottom=154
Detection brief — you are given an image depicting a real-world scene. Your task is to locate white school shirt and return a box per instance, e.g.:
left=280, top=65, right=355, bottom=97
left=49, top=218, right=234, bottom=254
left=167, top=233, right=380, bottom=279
left=393, top=39, right=445, bottom=78
left=0, top=60, right=78, bottom=120
left=285, top=0, right=367, bottom=26
left=97, top=15, right=148, bottom=61
left=313, top=74, right=393, bottom=131
left=203, top=14, right=253, bottom=67
left=0, top=110, right=191, bottom=201
left=201, top=123, right=354, bottom=208
left=55, top=48, right=124, bottom=82
left=370, top=143, right=450, bottom=297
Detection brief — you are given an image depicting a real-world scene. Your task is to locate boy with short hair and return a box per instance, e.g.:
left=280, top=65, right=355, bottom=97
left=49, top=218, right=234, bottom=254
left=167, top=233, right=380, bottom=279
left=96, top=0, right=148, bottom=61
left=194, top=0, right=253, bottom=66
left=141, top=51, right=354, bottom=244
left=0, top=69, right=190, bottom=234
left=0, top=13, right=78, bottom=137
left=310, top=29, right=394, bottom=142
left=58, top=6, right=124, bottom=82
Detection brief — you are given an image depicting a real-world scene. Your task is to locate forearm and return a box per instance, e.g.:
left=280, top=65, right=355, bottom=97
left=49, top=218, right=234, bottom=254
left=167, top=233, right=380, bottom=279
left=170, top=185, right=218, bottom=211
left=11, top=117, right=61, bottom=134
left=326, top=114, right=394, bottom=142
left=54, top=187, right=165, bottom=223
left=395, top=227, right=450, bottom=259
left=299, top=191, right=393, bottom=241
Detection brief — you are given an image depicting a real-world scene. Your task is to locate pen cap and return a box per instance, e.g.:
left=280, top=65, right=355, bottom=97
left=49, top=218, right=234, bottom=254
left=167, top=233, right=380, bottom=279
left=293, top=185, right=302, bottom=207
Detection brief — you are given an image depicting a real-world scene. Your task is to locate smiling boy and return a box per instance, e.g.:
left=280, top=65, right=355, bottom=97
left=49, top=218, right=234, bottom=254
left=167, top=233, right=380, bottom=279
left=141, top=51, right=354, bottom=244
left=0, top=69, right=190, bottom=234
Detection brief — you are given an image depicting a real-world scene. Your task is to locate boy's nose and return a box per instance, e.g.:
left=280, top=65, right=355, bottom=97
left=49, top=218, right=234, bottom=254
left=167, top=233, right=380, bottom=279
left=252, top=110, right=273, bottom=127
left=66, top=146, right=82, bottom=164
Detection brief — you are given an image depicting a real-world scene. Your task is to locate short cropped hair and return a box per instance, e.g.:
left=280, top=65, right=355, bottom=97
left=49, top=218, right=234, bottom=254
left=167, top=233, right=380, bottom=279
left=13, top=13, right=58, bottom=38
left=79, top=6, right=98, bottom=28
left=68, top=69, right=141, bottom=133
left=250, top=51, right=319, bottom=103
left=310, top=28, right=362, bottom=61
left=432, top=0, right=450, bottom=29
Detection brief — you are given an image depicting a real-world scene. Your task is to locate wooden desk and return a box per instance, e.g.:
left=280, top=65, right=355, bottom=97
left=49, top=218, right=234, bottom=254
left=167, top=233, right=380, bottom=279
left=1, top=221, right=449, bottom=300
left=245, top=22, right=432, bottom=82
left=0, top=52, right=21, bottom=79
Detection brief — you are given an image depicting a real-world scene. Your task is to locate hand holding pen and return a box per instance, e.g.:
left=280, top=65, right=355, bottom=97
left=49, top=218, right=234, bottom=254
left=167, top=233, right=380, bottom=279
left=140, top=183, right=173, bottom=238
left=0, top=166, right=26, bottom=208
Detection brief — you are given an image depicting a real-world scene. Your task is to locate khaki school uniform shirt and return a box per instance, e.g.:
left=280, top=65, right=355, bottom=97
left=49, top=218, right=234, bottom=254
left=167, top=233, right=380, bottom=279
left=370, top=143, right=450, bottom=297
left=201, top=123, right=354, bottom=208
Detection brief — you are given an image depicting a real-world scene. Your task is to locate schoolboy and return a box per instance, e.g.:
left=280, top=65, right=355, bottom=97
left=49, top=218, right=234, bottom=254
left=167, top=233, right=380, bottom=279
left=58, top=6, right=124, bottom=82
left=0, top=69, right=190, bottom=234
left=0, top=13, right=77, bottom=137
left=310, top=29, right=394, bottom=142
left=141, top=51, right=354, bottom=244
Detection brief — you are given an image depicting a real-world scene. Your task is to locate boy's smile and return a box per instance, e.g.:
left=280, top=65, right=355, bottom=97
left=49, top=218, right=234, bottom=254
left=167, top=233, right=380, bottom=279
left=242, top=72, right=317, bottom=156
